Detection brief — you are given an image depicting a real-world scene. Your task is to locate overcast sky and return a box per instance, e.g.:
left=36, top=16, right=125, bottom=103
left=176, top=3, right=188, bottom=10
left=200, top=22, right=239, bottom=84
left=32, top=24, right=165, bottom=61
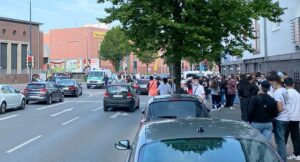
left=0, top=0, right=113, bottom=32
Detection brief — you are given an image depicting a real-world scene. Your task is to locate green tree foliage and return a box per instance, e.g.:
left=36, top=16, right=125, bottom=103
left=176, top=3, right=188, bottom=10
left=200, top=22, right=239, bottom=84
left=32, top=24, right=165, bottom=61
left=99, top=26, right=131, bottom=72
left=97, top=0, right=284, bottom=86
left=135, top=50, right=159, bottom=74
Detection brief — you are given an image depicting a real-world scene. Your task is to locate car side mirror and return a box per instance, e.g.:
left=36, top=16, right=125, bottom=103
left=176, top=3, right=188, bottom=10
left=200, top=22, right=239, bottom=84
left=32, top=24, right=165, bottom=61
left=115, top=140, right=131, bottom=150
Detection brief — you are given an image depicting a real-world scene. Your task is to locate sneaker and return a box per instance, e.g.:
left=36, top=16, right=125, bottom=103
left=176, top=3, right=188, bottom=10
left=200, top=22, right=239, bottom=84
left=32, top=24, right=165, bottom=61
left=295, top=155, right=300, bottom=160
left=221, top=105, right=224, bottom=108
left=230, top=107, right=235, bottom=110
left=217, top=108, right=221, bottom=111
left=287, top=155, right=296, bottom=160
left=210, top=109, right=216, bottom=112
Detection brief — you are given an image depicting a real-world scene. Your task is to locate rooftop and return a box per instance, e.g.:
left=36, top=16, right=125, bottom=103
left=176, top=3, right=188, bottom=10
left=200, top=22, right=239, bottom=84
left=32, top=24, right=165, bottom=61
left=0, top=16, right=42, bottom=26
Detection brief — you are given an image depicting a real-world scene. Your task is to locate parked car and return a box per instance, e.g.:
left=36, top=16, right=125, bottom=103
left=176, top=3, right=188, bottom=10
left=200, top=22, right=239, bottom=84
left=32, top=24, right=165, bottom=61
left=115, top=118, right=283, bottom=162
left=58, top=79, right=82, bottom=97
left=49, top=76, right=69, bottom=84
left=23, top=82, right=64, bottom=104
left=133, top=79, right=149, bottom=95
left=103, top=84, right=140, bottom=112
left=141, top=94, right=209, bottom=123
left=0, top=85, right=26, bottom=114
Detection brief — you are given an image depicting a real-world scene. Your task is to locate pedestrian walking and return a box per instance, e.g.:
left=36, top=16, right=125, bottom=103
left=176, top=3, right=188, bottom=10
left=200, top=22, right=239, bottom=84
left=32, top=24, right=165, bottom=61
left=225, top=75, right=237, bottom=110
left=147, top=76, right=159, bottom=97
left=192, top=76, right=205, bottom=101
left=269, top=73, right=289, bottom=162
left=103, top=74, right=109, bottom=87
left=248, top=81, right=279, bottom=141
left=158, top=78, right=172, bottom=95
left=284, top=77, right=300, bottom=161
left=220, top=76, right=227, bottom=107
left=210, top=77, right=220, bottom=111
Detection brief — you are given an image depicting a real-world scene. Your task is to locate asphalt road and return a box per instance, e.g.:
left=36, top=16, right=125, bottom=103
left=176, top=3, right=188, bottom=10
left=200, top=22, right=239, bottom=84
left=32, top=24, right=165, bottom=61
left=0, top=84, right=148, bottom=162
left=0, top=84, right=297, bottom=162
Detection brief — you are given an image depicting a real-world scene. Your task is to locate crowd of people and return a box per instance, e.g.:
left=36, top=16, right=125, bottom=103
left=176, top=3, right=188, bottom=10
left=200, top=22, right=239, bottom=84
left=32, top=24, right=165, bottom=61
left=144, top=71, right=300, bottom=162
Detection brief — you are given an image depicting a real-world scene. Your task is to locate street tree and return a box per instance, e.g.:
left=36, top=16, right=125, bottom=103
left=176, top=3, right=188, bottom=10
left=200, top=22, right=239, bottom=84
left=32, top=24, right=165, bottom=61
left=99, top=26, right=131, bottom=72
left=97, top=0, right=284, bottom=86
left=135, top=50, right=159, bottom=74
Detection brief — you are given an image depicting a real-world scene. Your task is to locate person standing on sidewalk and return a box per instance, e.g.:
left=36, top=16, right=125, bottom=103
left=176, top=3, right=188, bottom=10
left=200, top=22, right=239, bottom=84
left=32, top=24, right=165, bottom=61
left=220, top=76, right=227, bottom=107
left=158, top=78, right=172, bottom=95
left=210, top=77, right=220, bottom=111
left=284, top=77, right=300, bottom=161
left=225, top=75, right=237, bottom=110
left=147, top=76, right=159, bottom=97
left=269, top=73, right=290, bottom=162
left=248, top=81, right=279, bottom=141
left=192, top=75, right=205, bottom=101
left=238, top=74, right=252, bottom=121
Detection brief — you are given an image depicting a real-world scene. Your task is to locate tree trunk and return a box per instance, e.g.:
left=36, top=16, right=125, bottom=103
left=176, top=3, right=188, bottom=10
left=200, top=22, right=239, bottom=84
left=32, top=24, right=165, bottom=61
left=173, top=58, right=181, bottom=91
left=146, top=64, right=149, bottom=74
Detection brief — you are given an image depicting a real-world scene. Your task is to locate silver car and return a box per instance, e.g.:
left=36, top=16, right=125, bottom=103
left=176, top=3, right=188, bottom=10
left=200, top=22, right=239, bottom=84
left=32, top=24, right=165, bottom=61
left=115, top=118, right=283, bottom=162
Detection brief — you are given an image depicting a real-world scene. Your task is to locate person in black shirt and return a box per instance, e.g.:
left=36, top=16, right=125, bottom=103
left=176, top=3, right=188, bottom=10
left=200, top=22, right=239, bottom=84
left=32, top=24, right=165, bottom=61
left=248, top=80, right=278, bottom=141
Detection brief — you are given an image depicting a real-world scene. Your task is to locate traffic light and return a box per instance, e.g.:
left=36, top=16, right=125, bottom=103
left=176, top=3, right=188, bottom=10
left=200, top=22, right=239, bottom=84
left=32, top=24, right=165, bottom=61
left=27, top=55, right=32, bottom=68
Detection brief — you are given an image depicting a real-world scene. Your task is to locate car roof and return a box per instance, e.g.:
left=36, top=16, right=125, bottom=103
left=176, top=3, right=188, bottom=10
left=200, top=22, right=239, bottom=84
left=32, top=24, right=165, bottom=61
left=28, top=82, right=49, bottom=84
left=148, top=94, right=200, bottom=103
left=141, top=118, right=266, bottom=144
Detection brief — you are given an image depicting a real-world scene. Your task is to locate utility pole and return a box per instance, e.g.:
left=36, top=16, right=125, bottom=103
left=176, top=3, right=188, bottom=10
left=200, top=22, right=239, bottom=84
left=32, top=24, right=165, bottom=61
left=28, top=0, right=32, bottom=82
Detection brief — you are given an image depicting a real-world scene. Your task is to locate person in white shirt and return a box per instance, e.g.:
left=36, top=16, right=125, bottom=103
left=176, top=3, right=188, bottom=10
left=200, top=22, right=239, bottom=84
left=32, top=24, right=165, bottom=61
left=284, top=77, right=300, bottom=160
left=158, top=78, right=172, bottom=95
left=269, top=73, right=289, bottom=162
left=192, top=75, right=205, bottom=101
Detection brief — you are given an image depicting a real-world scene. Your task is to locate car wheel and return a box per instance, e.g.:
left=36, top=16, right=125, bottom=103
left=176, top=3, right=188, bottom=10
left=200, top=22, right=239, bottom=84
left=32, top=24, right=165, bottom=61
left=76, top=90, right=80, bottom=97
left=0, top=102, right=6, bottom=114
left=59, top=94, right=64, bottom=102
left=47, top=95, right=53, bottom=105
left=19, top=99, right=26, bottom=110
left=103, top=105, right=108, bottom=112
left=26, top=100, right=30, bottom=104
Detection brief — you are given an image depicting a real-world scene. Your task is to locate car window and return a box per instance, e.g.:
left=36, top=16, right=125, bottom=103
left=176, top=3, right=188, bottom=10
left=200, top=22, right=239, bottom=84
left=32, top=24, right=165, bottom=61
left=7, top=86, right=17, bottom=93
left=48, top=83, right=55, bottom=88
left=27, top=84, right=46, bottom=89
left=0, top=86, right=10, bottom=94
left=58, top=80, right=75, bottom=86
left=107, top=86, right=129, bottom=93
left=139, top=138, right=280, bottom=162
left=148, top=101, right=202, bottom=119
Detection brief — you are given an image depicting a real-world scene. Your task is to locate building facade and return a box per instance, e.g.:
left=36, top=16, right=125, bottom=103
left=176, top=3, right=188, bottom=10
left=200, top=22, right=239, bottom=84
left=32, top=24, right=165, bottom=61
left=44, top=25, right=171, bottom=74
left=0, top=17, right=43, bottom=83
left=221, top=0, right=300, bottom=82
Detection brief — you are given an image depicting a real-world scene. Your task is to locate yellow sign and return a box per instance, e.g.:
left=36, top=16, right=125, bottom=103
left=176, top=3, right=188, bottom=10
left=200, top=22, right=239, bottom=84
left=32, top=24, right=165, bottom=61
left=93, top=31, right=106, bottom=39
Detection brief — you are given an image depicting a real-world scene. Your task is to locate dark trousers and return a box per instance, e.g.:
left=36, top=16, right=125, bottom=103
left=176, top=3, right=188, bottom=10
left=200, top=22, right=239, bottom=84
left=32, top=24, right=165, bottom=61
left=225, top=94, right=235, bottom=107
left=285, top=121, right=300, bottom=156
left=240, top=98, right=251, bottom=122
left=211, top=95, right=220, bottom=108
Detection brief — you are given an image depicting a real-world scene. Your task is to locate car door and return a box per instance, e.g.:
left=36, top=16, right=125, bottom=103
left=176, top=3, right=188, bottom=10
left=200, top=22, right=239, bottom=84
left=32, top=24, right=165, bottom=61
left=47, top=83, right=56, bottom=100
left=52, top=83, right=61, bottom=100
left=1, top=86, right=14, bottom=108
left=130, top=87, right=138, bottom=107
left=7, top=86, right=22, bottom=107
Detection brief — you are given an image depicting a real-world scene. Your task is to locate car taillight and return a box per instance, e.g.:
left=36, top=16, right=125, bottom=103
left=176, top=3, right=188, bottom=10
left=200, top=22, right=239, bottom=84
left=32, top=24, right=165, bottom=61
left=127, top=93, right=133, bottom=98
left=104, top=92, right=109, bottom=97
left=40, top=88, right=47, bottom=93
left=69, top=86, right=76, bottom=90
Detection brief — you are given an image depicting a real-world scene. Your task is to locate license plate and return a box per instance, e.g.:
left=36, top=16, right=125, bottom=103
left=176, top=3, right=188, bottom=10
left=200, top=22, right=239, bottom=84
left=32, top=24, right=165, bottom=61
left=63, top=87, right=69, bottom=90
left=113, top=95, right=123, bottom=98
left=30, top=96, right=38, bottom=98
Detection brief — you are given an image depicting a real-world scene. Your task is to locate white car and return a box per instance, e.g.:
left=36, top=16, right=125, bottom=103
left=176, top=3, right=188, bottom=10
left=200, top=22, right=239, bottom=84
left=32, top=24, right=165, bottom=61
left=0, top=85, right=26, bottom=114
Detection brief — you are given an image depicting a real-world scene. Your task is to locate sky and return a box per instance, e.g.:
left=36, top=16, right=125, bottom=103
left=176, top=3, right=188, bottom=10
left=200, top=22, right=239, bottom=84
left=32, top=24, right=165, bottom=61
left=0, top=0, right=113, bottom=32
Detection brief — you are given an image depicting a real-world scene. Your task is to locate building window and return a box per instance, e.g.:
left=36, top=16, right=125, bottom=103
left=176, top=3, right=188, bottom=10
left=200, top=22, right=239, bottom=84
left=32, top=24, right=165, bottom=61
left=253, top=20, right=260, bottom=53
left=23, top=31, right=27, bottom=37
left=292, top=17, right=300, bottom=47
left=0, top=43, right=8, bottom=70
left=2, top=28, right=6, bottom=34
left=21, top=44, right=28, bottom=69
left=13, top=30, right=17, bottom=35
left=11, top=44, right=18, bottom=69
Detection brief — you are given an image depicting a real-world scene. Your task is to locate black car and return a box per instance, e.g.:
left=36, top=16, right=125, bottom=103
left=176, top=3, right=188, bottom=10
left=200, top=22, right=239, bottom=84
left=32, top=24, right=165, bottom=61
left=103, top=84, right=140, bottom=112
left=58, top=79, right=82, bottom=97
left=141, top=94, right=209, bottom=123
left=133, top=79, right=149, bottom=95
left=23, top=82, right=64, bottom=104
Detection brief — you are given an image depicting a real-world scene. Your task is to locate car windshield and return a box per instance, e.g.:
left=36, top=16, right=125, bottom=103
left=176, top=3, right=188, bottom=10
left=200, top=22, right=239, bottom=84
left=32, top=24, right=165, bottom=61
left=27, top=84, right=46, bottom=89
left=137, top=80, right=149, bottom=84
left=139, top=138, right=280, bottom=162
left=89, top=71, right=104, bottom=78
left=107, top=86, right=129, bottom=93
left=58, top=80, right=75, bottom=86
left=148, top=101, right=201, bottom=119
left=54, top=76, right=68, bottom=82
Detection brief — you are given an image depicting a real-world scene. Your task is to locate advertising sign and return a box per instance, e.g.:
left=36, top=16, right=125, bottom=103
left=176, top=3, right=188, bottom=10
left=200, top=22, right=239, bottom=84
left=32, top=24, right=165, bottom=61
left=90, top=59, right=100, bottom=70
left=66, top=59, right=82, bottom=72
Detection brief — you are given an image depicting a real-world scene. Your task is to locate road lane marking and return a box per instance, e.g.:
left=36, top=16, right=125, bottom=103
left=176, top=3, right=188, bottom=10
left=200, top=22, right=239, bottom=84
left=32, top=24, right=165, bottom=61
left=110, top=112, right=128, bottom=119
left=92, top=107, right=103, bottom=112
left=6, top=135, right=42, bottom=154
left=50, top=108, right=74, bottom=117
left=61, top=117, right=80, bottom=126
left=68, top=101, right=101, bottom=103
left=0, top=114, right=19, bottom=121
left=36, top=101, right=69, bottom=110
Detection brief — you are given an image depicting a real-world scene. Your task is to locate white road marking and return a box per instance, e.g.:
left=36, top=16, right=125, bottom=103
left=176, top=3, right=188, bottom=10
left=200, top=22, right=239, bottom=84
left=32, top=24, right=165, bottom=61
left=110, top=112, right=128, bottom=119
left=50, top=108, right=74, bottom=117
left=68, top=101, right=101, bottom=103
left=92, top=107, right=103, bottom=112
left=0, top=114, right=19, bottom=121
left=6, top=135, right=42, bottom=154
left=61, top=117, right=80, bottom=126
left=36, top=101, right=69, bottom=110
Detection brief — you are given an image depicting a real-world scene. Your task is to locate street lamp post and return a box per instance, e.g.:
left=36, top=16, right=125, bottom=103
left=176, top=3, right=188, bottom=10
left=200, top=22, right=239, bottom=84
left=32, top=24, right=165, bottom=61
left=29, top=0, right=32, bottom=82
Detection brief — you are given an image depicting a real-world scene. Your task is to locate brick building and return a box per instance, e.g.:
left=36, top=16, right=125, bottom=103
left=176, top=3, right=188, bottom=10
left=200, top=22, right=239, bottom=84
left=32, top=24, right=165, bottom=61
left=0, top=17, right=43, bottom=83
